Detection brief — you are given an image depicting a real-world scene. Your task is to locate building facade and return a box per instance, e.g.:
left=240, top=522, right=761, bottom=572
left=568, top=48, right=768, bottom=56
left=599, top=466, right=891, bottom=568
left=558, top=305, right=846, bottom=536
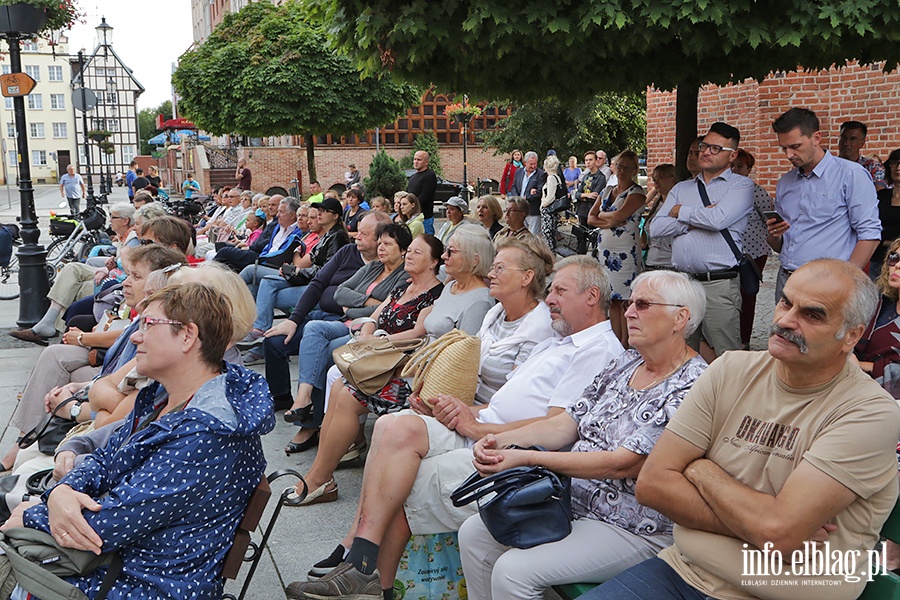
left=0, top=37, right=79, bottom=185
left=645, top=61, right=900, bottom=192
left=70, top=21, right=144, bottom=192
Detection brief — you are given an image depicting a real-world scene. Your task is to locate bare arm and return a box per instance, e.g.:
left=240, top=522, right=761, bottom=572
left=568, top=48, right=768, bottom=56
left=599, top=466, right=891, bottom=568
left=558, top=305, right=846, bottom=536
left=847, top=239, right=880, bottom=270
left=588, top=192, right=646, bottom=229
left=87, top=358, right=135, bottom=415
left=685, top=458, right=857, bottom=554
left=635, top=430, right=736, bottom=537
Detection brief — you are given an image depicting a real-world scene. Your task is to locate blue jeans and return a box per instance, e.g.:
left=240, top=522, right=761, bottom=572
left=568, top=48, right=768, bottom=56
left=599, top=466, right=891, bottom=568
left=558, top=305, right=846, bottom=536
left=239, top=263, right=281, bottom=298
left=253, top=276, right=307, bottom=331
left=424, top=217, right=434, bottom=235
left=298, top=321, right=350, bottom=389
left=263, top=311, right=341, bottom=401
left=580, top=558, right=712, bottom=600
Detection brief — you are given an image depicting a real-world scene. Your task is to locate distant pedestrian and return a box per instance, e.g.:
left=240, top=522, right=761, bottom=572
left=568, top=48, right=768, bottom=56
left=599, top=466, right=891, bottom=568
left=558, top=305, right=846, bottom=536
left=182, top=173, right=201, bottom=199
left=125, top=160, right=137, bottom=201
left=59, top=164, right=86, bottom=215
left=236, top=157, right=252, bottom=191
left=406, top=151, right=438, bottom=234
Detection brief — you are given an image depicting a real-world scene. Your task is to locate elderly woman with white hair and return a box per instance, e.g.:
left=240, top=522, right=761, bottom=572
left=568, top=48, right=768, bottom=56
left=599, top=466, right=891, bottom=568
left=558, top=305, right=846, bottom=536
left=459, top=269, right=708, bottom=600
left=540, top=154, right=565, bottom=251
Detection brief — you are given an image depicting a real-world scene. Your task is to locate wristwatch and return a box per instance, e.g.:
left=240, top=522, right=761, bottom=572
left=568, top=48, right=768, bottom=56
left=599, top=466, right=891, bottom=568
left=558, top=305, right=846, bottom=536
left=69, top=401, right=83, bottom=421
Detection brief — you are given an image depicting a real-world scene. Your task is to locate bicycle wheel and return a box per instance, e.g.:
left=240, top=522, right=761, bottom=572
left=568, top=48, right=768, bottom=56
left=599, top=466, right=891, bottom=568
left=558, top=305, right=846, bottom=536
left=46, top=237, right=79, bottom=265
left=0, top=254, right=19, bottom=300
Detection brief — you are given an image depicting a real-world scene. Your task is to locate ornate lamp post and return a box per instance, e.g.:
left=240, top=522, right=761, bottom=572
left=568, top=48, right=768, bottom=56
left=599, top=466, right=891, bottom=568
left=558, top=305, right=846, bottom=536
left=95, top=17, right=112, bottom=195
left=0, top=3, right=50, bottom=326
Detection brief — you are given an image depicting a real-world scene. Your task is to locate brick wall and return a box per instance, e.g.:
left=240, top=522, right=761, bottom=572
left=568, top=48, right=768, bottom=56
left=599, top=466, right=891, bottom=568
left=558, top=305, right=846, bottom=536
left=646, top=61, right=900, bottom=192
left=235, top=145, right=510, bottom=198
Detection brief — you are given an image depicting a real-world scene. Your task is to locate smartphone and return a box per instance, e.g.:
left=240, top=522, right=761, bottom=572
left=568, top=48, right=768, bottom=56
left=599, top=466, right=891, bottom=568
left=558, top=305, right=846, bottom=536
left=763, top=210, right=784, bottom=224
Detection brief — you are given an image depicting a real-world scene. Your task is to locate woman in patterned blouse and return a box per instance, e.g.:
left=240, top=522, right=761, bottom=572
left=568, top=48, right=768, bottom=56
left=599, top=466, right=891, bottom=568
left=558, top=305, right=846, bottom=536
left=459, top=270, right=709, bottom=600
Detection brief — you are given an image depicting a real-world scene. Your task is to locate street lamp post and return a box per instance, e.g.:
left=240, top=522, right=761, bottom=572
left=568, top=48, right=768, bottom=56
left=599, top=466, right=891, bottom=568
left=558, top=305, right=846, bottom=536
left=95, top=18, right=112, bottom=195
left=7, top=32, right=49, bottom=326
left=76, top=50, right=95, bottom=205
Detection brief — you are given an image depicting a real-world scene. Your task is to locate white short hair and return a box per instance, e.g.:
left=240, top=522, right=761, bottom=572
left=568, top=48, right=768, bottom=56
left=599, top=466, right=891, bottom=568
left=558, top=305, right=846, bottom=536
left=631, top=270, right=707, bottom=338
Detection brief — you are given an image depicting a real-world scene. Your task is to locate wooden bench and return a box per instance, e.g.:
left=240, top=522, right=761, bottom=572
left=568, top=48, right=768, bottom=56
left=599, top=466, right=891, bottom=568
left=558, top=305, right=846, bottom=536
left=554, top=498, right=900, bottom=600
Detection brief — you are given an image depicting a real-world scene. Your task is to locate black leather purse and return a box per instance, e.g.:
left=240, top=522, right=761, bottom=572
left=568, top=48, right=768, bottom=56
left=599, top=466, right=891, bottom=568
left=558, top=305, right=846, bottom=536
left=18, top=389, right=87, bottom=456
left=450, top=462, right=573, bottom=549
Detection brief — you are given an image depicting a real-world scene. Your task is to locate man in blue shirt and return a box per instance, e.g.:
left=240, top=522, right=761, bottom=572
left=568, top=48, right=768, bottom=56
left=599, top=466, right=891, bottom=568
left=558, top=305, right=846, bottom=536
left=125, top=160, right=137, bottom=202
left=766, top=108, right=881, bottom=299
left=650, top=122, right=754, bottom=356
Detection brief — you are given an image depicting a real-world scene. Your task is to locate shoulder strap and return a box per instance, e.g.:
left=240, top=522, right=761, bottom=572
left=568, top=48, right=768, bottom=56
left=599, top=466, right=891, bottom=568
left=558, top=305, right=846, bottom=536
left=696, top=179, right=742, bottom=264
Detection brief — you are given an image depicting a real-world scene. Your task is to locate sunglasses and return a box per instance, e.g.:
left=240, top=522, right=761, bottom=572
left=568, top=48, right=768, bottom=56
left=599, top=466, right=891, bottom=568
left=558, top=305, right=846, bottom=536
left=624, top=299, right=685, bottom=311
left=889, top=252, right=900, bottom=267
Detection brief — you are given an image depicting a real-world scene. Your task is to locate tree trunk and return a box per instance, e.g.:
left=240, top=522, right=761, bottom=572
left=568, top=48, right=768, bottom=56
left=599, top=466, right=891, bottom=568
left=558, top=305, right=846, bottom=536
left=674, top=76, right=699, bottom=181
left=304, top=134, right=317, bottom=184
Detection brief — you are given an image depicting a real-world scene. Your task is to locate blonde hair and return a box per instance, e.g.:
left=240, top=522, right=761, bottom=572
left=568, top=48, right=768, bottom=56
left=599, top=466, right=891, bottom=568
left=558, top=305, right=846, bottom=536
left=167, top=262, right=255, bottom=343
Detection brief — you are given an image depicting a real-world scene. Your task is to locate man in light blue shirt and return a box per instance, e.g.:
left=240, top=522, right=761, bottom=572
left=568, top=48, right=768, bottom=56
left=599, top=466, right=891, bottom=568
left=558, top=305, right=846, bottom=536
left=58, top=164, right=85, bottom=215
left=650, top=122, right=753, bottom=356
left=766, top=108, right=880, bottom=299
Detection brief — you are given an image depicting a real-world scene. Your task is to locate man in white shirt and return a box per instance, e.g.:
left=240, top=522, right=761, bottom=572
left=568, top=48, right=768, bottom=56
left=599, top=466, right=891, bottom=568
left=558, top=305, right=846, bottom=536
left=287, top=255, right=625, bottom=600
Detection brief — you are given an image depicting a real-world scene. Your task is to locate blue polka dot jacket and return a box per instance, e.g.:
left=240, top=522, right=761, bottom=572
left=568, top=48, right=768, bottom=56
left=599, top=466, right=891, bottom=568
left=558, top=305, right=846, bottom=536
left=23, top=362, right=276, bottom=599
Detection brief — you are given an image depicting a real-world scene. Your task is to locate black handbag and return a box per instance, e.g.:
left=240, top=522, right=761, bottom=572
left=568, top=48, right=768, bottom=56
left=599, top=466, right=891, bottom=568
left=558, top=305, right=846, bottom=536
left=450, top=463, right=573, bottom=549
left=696, top=179, right=761, bottom=295
left=18, top=390, right=86, bottom=456
left=547, top=174, right=571, bottom=214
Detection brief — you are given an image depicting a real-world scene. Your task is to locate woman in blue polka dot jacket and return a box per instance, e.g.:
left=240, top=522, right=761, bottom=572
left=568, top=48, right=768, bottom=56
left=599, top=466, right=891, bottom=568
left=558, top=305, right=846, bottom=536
left=4, top=282, right=275, bottom=600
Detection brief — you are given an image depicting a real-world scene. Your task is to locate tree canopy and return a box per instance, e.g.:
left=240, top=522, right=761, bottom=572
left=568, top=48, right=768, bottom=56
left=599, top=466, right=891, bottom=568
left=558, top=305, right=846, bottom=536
left=482, top=93, right=646, bottom=160
left=309, top=0, right=900, bottom=100
left=171, top=0, right=420, bottom=179
left=138, top=100, right=172, bottom=156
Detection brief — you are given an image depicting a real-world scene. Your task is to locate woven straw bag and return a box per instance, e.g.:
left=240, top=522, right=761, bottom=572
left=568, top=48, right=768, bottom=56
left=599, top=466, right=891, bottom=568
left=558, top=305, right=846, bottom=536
left=401, top=329, right=481, bottom=407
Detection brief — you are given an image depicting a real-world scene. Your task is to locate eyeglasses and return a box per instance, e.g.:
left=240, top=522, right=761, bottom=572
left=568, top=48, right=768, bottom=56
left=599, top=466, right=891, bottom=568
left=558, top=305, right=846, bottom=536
left=162, top=263, right=185, bottom=274
left=698, top=142, right=736, bottom=156
left=505, top=207, right=522, bottom=213
left=623, top=299, right=685, bottom=311
left=888, top=253, right=900, bottom=267
left=445, top=247, right=459, bottom=256
left=489, top=264, right=528, bottom=276
left=139, top=238, right=155, bottom=246
left=110, top=215, right=126, bottom=221
left=139, top=316, right=184, bottom=332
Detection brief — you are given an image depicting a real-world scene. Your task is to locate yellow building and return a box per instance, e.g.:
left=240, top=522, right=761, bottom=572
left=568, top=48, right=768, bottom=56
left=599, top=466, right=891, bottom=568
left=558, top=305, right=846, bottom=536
left=0, top=36, right=78, bottom=185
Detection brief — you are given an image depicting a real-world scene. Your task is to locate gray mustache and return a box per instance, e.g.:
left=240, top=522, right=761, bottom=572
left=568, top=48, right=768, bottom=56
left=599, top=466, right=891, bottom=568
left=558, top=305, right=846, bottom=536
left=769, top=324, right=809, bottom=354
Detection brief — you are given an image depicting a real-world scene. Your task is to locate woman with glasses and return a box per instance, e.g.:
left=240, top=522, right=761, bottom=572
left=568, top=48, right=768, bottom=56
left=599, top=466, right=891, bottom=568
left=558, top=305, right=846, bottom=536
left=588, top=150, right=647, bottom=345
left=872, top=149, right=900, bottom=280
left=459, top=270, right=707, bottom=600
left=287, top=225, right=496, bottom=505
left=2, top=283, right=274, bottom=600
left=855, top=241, right=900, bottom=399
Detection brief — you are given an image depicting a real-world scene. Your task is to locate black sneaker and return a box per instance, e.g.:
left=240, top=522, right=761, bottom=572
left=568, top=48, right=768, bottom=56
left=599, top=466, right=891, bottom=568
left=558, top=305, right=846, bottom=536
left=307, top=544, right=346, bottom=580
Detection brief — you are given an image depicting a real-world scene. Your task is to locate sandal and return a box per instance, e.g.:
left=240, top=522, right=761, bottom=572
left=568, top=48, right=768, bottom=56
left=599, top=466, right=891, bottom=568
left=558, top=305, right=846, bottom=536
left=284, top=430, right=319, bottom=455
left=285, top=478, right=337, bottom=506
left=283, top=404, right=313, bottom=424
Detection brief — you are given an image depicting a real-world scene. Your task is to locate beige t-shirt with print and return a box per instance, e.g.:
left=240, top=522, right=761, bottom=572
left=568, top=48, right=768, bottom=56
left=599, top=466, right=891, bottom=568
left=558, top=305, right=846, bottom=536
left=658, top=351, right=900, bottom=600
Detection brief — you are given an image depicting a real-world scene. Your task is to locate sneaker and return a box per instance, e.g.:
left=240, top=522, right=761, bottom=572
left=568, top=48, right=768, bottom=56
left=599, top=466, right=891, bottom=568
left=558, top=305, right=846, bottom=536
left=236, top=329, right=265, bottom=349
left=339, top=440, right=368, bottom=463
left=285, top=562, right=380, bottom=600
left=241, top=348, right=265, bottom=366
left=307, top=545, right=346, bottom=580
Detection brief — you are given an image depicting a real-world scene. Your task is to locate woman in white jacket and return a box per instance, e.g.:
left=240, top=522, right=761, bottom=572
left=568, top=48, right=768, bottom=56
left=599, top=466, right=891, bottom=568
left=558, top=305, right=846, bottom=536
left=540, top=154, right=565, bottom=251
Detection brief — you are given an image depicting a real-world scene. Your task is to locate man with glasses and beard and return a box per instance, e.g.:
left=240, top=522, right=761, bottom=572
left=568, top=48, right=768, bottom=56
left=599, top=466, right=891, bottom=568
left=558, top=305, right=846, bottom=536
left=649, top=122, right=754, bottom=357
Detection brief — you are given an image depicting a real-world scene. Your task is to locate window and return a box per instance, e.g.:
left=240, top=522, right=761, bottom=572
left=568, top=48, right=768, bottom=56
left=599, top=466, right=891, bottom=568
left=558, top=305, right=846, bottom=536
left=8, top=151, right=16, bottom=168
left=122, top=145, right=135, bottom=164
left=24, top=66, right=39, bottom=81
left=4, top=98, right=11, bottom=110
left=29, top=123, right=44, bottom=138
left=49, top=94, right=64, bottom=110
left=107, top=119, right=119, bottom=132
left=1, top=66, right=9, bottom=75
left=92, top=118, right=105, bottom=130
left=27, top=94, right=42, bottom=110
left=52, top=123, right=66, bottom=138
left=21, top=41, right=38, bottom=52
left=105, top=91, right=117, bottom=104
left=31, top=150, right=46, bottom=166
left=48, top=65, right=63, bottom=82
left=6, top=123, right=14, bottom=138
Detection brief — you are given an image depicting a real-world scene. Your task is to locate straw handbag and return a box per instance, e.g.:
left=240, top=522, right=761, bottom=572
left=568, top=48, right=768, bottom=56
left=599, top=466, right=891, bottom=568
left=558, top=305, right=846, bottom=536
left=401, top=329, right=481, bottom=407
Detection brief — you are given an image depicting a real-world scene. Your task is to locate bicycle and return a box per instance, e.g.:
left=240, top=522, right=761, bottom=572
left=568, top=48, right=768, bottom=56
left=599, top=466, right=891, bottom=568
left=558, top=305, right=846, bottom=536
left=0, top=241, right=20, bottom=300
left=45, top=199, right=109, bottom=284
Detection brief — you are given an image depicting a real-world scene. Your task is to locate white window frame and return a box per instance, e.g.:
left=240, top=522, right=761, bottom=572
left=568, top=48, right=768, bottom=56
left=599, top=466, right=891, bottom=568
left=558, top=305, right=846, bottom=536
left=52, top=122, right=67, bottom=138
left=31, top=150, right=46, bottom=166
left=47, top=65, right=63, bottom=82
left=29, top=122, right=44, bottom=138
left=27, top=94, right=42, bottom=110
left=24, top=65, right=39, bottom=81
left=122, top=145, right=135, bottom=164
left=49, top=94, right=64, bottom=110
left=6, top=123, right=14, bottom=138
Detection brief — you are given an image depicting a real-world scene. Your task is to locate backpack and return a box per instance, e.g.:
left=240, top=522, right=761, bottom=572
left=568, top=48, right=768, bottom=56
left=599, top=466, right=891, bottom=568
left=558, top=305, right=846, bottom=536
left=0, top=528, right=121, bottom=600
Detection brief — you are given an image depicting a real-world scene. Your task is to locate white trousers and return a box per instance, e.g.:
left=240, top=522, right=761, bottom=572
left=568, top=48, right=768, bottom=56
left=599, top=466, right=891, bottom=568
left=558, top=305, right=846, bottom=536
left=458, top=514, right=666, bottom=600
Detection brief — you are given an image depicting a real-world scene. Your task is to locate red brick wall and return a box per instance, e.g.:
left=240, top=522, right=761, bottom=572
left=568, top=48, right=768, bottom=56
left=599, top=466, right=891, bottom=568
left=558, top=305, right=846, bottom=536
left=646, top=62, right=900, bottom=193
left=236, top=146, right=510, bottom=198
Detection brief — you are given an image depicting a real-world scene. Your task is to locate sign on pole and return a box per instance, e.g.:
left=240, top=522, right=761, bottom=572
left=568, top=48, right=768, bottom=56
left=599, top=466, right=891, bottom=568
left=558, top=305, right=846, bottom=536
left=0, top=73, right=36, bottom=97
left=72, top=88, right=98, bottom=112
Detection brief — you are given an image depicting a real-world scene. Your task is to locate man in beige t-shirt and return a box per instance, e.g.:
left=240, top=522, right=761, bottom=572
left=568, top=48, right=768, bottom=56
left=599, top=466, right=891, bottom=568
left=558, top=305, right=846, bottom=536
left=583, top=259, right=900, bottom=600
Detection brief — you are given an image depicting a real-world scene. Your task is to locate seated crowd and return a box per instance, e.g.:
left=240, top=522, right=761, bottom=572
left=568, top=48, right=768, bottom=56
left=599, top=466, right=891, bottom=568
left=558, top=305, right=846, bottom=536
left=2, top=107, right=900, bottom=600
